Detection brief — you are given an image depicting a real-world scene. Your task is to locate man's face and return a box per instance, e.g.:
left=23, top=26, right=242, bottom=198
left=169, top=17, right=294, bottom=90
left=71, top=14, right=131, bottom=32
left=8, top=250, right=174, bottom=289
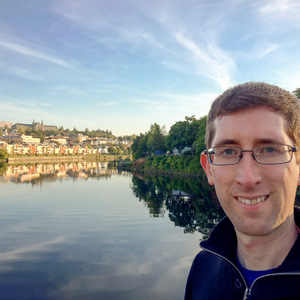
left=201, top=106, right=300, bottom=237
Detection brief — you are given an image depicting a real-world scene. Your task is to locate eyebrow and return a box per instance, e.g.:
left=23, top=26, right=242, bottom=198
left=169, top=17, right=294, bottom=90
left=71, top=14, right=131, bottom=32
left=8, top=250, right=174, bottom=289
left=213, top=138, right=284, bottom=147
left=213, top=139, right=237, bottom=147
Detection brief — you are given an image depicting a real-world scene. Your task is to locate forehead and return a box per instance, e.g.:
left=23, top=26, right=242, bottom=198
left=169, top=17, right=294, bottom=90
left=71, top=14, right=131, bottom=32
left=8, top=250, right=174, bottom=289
left=211, top=107, right=290, bottom=146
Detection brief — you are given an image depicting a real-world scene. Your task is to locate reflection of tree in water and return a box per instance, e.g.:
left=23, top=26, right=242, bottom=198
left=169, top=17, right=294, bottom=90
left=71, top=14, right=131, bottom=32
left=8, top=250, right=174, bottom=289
left=131, top=173, right=225, bottom=238
left=0, top=162, right=8, bottom=174
left=131, top=174, right=167, bottom=217
left=132, top=174, right=300, bottom=238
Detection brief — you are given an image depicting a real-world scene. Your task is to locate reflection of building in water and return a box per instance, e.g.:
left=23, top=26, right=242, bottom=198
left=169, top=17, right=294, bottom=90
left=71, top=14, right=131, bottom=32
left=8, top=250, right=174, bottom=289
left=172, top=190, right=191, bottom=201
left=1, top=162, right=120, bottom=183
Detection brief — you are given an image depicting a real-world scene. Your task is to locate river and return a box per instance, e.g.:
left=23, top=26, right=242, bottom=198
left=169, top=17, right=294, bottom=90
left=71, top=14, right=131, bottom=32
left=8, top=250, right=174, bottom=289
left=0, top=162, right=224, bottom=300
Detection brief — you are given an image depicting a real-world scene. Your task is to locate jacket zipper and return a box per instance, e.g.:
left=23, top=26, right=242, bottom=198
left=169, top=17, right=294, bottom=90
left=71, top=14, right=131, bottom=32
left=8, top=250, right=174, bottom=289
left=202, top=247, right=250, bottom=297
left=243, top=288, right=250, bottom=300
left=201, top=247, right=300, bottom=299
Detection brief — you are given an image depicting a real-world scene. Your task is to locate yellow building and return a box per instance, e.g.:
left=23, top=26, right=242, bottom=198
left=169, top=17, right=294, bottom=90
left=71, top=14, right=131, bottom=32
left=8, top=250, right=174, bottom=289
left=2, top=134, right=40, bottom=144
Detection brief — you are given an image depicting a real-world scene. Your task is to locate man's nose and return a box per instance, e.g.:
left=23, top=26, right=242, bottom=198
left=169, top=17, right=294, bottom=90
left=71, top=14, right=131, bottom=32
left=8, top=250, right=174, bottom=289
left=235, top=152, right=262, bottom=186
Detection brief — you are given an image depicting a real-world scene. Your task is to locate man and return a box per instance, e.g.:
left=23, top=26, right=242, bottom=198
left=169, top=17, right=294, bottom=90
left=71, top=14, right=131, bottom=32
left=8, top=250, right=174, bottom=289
left=184, top=82, right=300, bottom=299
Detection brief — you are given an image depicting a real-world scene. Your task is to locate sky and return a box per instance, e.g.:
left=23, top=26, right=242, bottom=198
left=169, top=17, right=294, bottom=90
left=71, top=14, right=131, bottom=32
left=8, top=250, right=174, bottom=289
left=1, top=0, right=300, bottom=136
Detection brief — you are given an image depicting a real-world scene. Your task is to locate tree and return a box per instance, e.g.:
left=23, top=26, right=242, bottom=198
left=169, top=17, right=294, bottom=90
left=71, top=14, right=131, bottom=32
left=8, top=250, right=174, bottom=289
left=0, top=148, right=8, bottom=160
left=18, top=127, right=25, bottom=135
left=31, top=129, right=45, bottom=142
left=147, top=123, right=167, bottom=155
left=292, top=88, right=300, bottom=99
left=167, top=116, right=201, bottom=157
left=25, top=128, right=32, bottom=135
left=4, top=125, right=11, bottom=134
left=108, top=146, right=117, bottom=154
left=167, top=121, right=187, bottom=155
left=131, top=133, right=150, bottom=160
left=195, top=116, right=207, bottom=155
left=183, top=116, right=201, bottom=157
left=73, top=127, right=78, bottom=134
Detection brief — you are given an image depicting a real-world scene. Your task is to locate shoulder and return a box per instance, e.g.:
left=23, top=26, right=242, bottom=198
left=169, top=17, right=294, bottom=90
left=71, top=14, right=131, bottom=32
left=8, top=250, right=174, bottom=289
left=190, top=249, right=233, bottom=275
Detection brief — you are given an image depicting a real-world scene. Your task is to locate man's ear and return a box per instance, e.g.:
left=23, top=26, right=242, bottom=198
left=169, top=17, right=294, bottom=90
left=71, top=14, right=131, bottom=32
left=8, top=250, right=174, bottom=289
left=200, top=151, right=214, bottom=186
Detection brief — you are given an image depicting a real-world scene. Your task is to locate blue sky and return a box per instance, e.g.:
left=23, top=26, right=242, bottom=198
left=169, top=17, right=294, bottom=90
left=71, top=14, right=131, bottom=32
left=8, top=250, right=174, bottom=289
left=1, top=0, right=300, bottom=136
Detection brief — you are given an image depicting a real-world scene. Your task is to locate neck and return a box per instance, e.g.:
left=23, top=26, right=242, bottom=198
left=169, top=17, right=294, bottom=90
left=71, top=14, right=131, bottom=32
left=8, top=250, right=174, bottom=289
left=236, top=215, right=298, bottom=271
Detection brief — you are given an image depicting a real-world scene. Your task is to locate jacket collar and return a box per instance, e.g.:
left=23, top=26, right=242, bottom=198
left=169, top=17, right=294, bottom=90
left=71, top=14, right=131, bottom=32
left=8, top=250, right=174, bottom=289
left=200, top=206, right=300, bottom=264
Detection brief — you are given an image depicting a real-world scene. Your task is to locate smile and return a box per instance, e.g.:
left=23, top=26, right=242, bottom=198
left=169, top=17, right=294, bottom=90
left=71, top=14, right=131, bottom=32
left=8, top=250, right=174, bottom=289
left=237, top=196, right=268, bottom=205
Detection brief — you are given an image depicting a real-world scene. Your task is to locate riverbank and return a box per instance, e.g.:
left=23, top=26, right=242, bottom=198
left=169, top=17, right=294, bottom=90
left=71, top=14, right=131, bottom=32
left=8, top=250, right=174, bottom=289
left=119, top=155, right=205, bottom=178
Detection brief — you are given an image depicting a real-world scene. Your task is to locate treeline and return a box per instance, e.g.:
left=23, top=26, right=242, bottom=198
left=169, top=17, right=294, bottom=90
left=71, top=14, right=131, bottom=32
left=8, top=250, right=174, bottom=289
left=8, top=126, right=134, bottom=143
left=131, top=115, right=207, bottom=175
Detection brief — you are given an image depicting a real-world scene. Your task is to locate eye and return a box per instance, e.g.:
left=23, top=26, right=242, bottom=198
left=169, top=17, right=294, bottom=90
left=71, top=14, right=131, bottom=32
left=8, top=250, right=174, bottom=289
left=264, top=147, right=277, bottom=153
left=257, top=145, right=281, bottom=155
left=224, top=148, right=235, bottom=155
left=219, top=147, right=239, bottom=156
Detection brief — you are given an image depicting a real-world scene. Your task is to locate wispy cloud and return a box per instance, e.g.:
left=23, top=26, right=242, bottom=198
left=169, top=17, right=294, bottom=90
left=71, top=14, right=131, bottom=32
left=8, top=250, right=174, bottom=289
left=256, top=0, right=300, bottom=34
left=2, top=66, right=45, bottom=81
left=0, top=99, right=61, bottom=123
left=49, top=0, right=235, bottom=90
left=258, top=0, right=300, bottom=16
left=0, top=235, right=66, bottom=265
left=257, top=43, right=278, bottom=57
left=174, top=32, right=235, bottom=90
left=0, top=39, right=71, bottom=68
left=127, top=92, right=216, bottom=121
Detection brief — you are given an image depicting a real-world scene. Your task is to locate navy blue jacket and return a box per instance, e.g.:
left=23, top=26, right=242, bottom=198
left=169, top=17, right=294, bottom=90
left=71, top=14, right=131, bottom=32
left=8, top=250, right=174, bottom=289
left=184, top=207, right=300, bottom=300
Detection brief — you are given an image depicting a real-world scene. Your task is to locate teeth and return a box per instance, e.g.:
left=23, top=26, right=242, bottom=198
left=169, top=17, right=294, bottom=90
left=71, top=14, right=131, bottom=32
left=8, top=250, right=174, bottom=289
left=237, top=196, right=267, bottom=205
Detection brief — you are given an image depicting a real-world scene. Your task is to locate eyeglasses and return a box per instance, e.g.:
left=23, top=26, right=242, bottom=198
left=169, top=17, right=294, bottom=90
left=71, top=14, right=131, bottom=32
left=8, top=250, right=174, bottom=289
left=204, top=144, right=299, bottom=166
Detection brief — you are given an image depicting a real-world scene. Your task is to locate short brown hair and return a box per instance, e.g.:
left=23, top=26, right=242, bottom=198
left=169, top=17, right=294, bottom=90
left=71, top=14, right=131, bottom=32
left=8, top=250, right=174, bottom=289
left=205, top=82, right=300, bottom=149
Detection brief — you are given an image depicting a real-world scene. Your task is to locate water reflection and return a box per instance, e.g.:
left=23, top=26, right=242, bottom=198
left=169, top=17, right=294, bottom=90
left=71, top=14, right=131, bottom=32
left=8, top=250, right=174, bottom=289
left=2, top=162, right=299, bottom=238
left=0, top=166, right=203, bottom=300
left=1, top=162, right=226, bottom=238
left=0, top=161, right=122, bottom=184
left=0, top=163, right=299, bottom=299
left=131, top=173, right=225, bottom=239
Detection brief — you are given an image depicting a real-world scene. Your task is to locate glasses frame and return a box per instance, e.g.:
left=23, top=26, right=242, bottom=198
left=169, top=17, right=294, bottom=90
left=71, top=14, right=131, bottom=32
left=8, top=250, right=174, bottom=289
left=204, top=144, right=299, bottom=166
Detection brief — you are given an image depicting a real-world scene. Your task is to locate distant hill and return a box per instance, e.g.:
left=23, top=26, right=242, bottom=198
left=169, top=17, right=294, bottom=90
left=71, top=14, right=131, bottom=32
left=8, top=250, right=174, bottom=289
left=0, top=121, right=13, bottom=129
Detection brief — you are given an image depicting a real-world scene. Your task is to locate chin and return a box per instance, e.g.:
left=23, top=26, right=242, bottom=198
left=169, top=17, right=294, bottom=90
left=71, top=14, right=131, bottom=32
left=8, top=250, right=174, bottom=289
left=234, top=221, right=274, bottom=237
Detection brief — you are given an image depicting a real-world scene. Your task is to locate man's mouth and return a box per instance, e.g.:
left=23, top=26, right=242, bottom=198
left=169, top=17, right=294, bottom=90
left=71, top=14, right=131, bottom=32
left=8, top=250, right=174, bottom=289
left=237, top=196, right=268, bottom=205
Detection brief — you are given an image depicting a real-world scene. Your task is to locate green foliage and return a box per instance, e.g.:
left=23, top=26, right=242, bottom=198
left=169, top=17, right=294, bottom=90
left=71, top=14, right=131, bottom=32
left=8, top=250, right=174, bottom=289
left=140, top=154, right=203, bottom=175
left=292, top=88, right=300, bottom=99
left=167, top=121, right=187, bottom=154
left=195, top=116, right=207, bottom=155
left=167, top=115, right=203, bottom=156
left=147, top=123, right=167, bottom=154
left=32, top=129, right=45, bottom=142
left=0, top=162, right=8, bottom=174
left=44, top=126, right=131, bottom=141
left=132, top=115, right=207, bottom=175
left=131, top=133, right=150, bottom=160
left=108, top=146, right=117, bottom=154
left=131, top=174, right=225, bottom=235
left=22, top=128, right=45, bottom=142
left=0, top=148, right=8, bottom=160
left=131, top=123, right=167, bottom=159
left=183, top=116, right=202, bottom=156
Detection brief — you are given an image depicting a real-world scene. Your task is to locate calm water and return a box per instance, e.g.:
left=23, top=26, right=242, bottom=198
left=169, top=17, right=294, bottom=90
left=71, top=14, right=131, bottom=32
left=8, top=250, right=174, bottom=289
left=0, top=162, right=225, bottom=300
